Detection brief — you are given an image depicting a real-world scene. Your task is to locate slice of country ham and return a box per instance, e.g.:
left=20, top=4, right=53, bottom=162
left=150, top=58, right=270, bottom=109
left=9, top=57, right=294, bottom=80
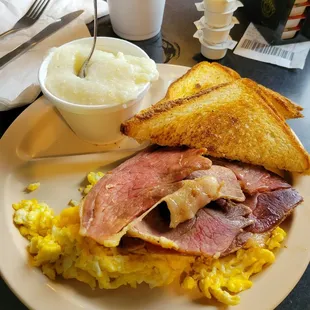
left=158, top=176, right=221, bottom=228
left=186, top=165, right=245, bottom=202
left=80, top=147, right=212, bottom=246
left=211, top=158, right=291, bottom=194
left=246, top=188, right=303, bottom=233
left=159, top=165, right=246, bottom=228
left=146, top=171, right=246, bottom=229
left=216, top=188, right=303, bottom=233
left=132, top=173, right=245, bottom=232
left=119, top=236, right=182, bottom=255
left=128, top=202, right=253, bottom=257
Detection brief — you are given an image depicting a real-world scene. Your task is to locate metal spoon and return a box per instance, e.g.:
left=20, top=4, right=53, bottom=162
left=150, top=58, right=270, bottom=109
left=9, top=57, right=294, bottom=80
left=78, top=0, right=98, bottom=78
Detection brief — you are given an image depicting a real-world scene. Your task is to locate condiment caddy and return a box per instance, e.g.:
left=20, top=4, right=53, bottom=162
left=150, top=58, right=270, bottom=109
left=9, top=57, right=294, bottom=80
left=242, top=0, right=310, bottom=44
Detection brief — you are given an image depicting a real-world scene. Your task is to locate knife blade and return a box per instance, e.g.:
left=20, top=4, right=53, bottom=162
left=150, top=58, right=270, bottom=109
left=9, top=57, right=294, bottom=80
left=0, top=10, right=84, bottom=69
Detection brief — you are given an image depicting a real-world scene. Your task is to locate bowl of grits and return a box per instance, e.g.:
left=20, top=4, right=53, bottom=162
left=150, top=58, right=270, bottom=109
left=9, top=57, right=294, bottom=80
left=39, top=37, right=159, bottom=145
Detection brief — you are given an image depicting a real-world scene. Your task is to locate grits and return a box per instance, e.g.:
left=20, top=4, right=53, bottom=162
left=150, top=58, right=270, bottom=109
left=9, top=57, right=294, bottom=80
left=13, top=172, right=286, bottom=306
left=45, top=45, right=159, bottom=106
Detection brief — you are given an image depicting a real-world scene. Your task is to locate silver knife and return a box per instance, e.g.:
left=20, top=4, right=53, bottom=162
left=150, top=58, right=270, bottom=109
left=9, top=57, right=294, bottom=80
left=0, top=10, right=84, bottom=69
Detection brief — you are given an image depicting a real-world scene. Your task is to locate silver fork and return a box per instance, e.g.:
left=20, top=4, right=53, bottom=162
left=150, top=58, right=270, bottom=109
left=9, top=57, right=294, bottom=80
left=0, top=0, right=50, bottom=39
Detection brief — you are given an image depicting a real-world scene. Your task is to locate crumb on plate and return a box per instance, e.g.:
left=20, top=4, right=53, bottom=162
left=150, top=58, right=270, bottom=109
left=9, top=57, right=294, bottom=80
left=26, top=182, right=40, bottom=192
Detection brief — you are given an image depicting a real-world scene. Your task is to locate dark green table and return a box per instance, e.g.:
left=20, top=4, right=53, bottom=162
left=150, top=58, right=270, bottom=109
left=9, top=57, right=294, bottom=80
left=1, top=1, right=309, bottom=309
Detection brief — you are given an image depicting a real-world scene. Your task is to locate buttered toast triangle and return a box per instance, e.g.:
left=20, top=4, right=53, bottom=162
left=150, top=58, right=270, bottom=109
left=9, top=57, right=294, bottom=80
left=158, top=62, right=303, bottom=119
left=121, top=78, right=310, bottom=172
left=158, top=62, right=240, bottom=103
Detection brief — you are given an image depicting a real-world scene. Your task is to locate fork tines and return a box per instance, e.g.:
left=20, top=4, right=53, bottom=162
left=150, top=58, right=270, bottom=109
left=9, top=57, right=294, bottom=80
left=26, top=0, right=50, bottom=20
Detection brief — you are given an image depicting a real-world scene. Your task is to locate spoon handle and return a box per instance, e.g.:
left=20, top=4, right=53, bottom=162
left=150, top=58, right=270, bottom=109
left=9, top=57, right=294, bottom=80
left=87, top=0, right=98, bottom=65
left=78, top=0, right=98, bottom=77
left=93, top=0, right=98, bottom=47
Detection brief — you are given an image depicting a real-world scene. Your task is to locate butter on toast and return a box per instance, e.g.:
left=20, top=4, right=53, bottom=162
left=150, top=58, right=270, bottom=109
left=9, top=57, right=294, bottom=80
left=158, top=62, right=303, bottom=119
left=121, top=78, right=310, bottom=172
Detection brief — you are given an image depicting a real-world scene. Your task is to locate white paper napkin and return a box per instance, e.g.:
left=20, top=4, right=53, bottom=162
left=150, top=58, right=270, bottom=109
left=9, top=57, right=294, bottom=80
left=0, top=0, right=109, bottom=111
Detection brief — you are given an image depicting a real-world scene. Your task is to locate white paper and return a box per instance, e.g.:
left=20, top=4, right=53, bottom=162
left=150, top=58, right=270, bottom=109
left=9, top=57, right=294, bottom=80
left=195, top=2, right=205, bottom=11
left=234, top=23, right=310, bottom=70
left=0, top=0, right=109, bottom=34
left=0, top=0, right=109, bottom=111
left=0, top=21, right=90, bottom=111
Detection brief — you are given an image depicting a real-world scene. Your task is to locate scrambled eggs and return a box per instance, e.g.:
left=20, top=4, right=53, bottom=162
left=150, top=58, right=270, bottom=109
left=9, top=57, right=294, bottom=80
left=26, top=182, right=40, bottom=192
left=13, top=172, right=286, bottom=306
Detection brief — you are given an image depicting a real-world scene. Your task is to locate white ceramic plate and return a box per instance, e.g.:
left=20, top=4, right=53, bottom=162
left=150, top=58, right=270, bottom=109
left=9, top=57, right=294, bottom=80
left=0, top=64, right=309, bottom=310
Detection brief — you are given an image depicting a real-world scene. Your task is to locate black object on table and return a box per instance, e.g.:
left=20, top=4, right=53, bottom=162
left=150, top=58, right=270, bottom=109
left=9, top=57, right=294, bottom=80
left=1, top=1, right=309, bottom=309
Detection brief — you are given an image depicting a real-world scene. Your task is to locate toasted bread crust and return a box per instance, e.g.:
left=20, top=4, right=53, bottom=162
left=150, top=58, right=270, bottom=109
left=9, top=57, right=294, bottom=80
left=211, top=62, right=241, bottom=79
left=213, top=63, right=303, bottom=119
left=258, top=85, right=303, bottom=118
left=121, top=83, right=230, bottom=129
left=156, top=61, right=302, bottom=120
left=122, top=78, right=310, bottom=172
left=158, top=61, right=239, bottom=104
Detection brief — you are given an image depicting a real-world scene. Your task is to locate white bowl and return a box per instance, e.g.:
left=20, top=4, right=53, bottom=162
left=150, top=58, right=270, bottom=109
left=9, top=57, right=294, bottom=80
left=39, top=37, right=151, bottom=145
left=194, top=30, right=236, bottom=60
left=201, top=43, right=228, bottom=60
left=204, top=10, right=233, bottom=28
left=204, top=1, right=242, bottom=28
left=201, top=22, right=235, bottom=44
left=203, top=0, right=237, bottom=13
